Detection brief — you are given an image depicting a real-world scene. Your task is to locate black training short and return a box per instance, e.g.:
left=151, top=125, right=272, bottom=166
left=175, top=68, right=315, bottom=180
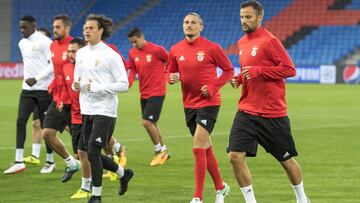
left=79, top=115, right=116, bottom=151
left=71, top=124, right=82, bottom=154
left=184, top=106, right=220, bottom=136
left=43, top=101, right=71, bottom=132
left=32, top=106, right=40, bottom=121
left=141, top=96, right=165, bottom=122
left=227, top=111, right=298, bottom=162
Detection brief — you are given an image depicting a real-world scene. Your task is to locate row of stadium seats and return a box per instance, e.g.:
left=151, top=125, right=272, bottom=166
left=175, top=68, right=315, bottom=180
left=11, top=0, right=360, bottom=67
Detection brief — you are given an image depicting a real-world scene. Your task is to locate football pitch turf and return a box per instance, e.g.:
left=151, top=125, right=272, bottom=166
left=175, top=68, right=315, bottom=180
left=0, top=80, right=359, bottom=203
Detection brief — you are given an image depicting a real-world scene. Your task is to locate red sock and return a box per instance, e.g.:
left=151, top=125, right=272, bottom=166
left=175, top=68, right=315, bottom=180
left=193, top=148, right=207, bottom=200
left=206, top=146, right=224, bottom=191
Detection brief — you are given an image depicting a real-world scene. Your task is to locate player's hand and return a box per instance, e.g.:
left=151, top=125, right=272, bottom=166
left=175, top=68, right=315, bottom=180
left=230, top=77, right=240, bottom=89
left=73, top=77, right=81, bottom=91
left=169, top=73, right=179, bottom=84
left=25, top=78, right=37, bottom=87
left=57, top=102, right=64, bottom=112
left=241, top=66, right=251, bottom=80
left=86, top=79, right=92, bottom=92
left=201, top=85, right=209, bottom=97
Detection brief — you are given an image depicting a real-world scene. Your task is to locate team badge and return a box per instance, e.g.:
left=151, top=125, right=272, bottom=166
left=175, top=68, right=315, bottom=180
left=146, top=54, right=152, bottom=62
left=95, top=59, right=100, bottom=66
left=135, top=57, right=139, bottom=62
left=251, top=47, right=258, bottom=56
left=62, top=51, right=68, bottom=60
left=197, top=51, right=205, bottom=62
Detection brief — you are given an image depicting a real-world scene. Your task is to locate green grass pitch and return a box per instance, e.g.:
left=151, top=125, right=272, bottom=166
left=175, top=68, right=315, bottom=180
left=0, top=80, right=359, bottom=202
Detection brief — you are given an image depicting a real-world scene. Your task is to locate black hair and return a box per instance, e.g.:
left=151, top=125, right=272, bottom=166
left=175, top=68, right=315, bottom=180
left=70, top=37, right=86, bottom=48
left=38, top=27, right=51, bottom=37
left=54, top=14, right=72, bottom=27
left=20, top=15, right=36, bottom=23
left=240, top=0, right=264, bottom=16
left=127, top=27, right=143, bottom=38
left=86, top=14, right=114, bottom=40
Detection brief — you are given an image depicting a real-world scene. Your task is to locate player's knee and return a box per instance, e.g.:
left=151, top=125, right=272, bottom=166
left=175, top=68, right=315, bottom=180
left=280, top=157, right=299, bottom=170
left=16, top=116, right=27, bottom=127
left=87, top=143, right=101, bottom=162
left=142, top=119, right=153, bottom=128
left=31, top=120, right=41, bottom=129
left=228, top=151, right=246, bottom=165
left=42, top=129, right=54, bottom=140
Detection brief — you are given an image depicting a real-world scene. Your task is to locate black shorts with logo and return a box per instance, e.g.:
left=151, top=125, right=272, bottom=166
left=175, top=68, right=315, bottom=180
left=78, top=115, right=116, bottom=151
left=43, top=101, right=71, bottom=132
left=71, top=124, right=82, bottom=153
left=227, top=111, right=298, bottom=162
left=184, top=106, right=220, bottom=136
left=141, top=96, right=165, bottom=122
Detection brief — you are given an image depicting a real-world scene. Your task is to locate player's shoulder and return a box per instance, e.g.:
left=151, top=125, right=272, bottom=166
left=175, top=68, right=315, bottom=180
left=170, top=39, right=186, bottom=52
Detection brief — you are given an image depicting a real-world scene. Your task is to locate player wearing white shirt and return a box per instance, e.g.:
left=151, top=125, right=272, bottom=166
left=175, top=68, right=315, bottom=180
left=73, top=14, right=134, bottom=203
left=4, top=16, right=53, bottom=174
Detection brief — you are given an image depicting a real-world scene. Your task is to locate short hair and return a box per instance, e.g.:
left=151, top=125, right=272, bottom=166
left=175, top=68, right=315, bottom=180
left=86, top=14, right=114, bottom=40
left=185, top=12, right=203, bottom=25
left=54, top=14, right=71, bottom=27
left=69, top=37, right=86, bottom=48
left=240, top=0, right=264, bottom=16
left=127, top=28, right=143, bottom=38
left=20, top=15, right=36, bottom=23
left=38, top=27, right=51, bottom=38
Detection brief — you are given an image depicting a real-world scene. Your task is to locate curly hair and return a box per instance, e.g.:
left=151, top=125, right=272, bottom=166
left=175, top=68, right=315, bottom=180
left=86, top=14, right=114, bottom=40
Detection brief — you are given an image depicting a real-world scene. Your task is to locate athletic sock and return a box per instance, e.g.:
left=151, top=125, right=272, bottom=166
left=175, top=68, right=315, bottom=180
left=64, top=155, right=77, bottom=168
left=32, top=143, right=41, bottom=158
left=193, top=148, right=207, bottom=200
left=113, top=141, right=121, bottom=153
left=92, top=186, right=102, bottom=196
left=154, top=143, right=162, bottom=152
left=161, top=145, right=167, bottom=151
left=116, top=166, right=124, bottom=178
left=292, top=181, right=308, bottom=203
left=206, top=146, right=224, bottom=190
left=15, top=148, right=24, bottom=162
left=46, top=153, right=54, bottom=163
left=81, top=177, right=92, bottom=191
left=240, top=185, right=257, bottom=203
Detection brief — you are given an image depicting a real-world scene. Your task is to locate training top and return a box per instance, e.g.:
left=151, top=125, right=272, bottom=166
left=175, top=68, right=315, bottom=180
left=63, top=63, right=81, bottom=124
left=48, top=35, right=73, bottom=105
left=166, top=36, right=234, bottom=109
left=236, top=27, right=296, bottom=118
left=128, top=41, right=168, bottom=99
left=18, top=31, right=53, bottom=90
left=73, top=41, right=128, bottom=118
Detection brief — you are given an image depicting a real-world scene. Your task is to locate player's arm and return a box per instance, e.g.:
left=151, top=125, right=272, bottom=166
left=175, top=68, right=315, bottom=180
left=127, top=52, right=137, bottom=88
left=202, top=45, right=234, bottom=97
left=88, top=55, right=128, bottom=94
left=72, top=54, right=82, bottom=92
left=165, top=48, right=180, bottom=84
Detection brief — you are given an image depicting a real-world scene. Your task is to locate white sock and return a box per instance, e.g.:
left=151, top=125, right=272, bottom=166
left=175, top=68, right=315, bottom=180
left=113, top=141, right=121, bottom=153
left=81, top=177, right=92, bottom=191
left=292, top=181, right=308, bottom=203
left=161, top=145, right=167, bottom=151
left=46, top=153, right=54, bottom=163
left=15, top=148, right=24, bottom=162
left=116, top=166, right=124, bottom=178
left=92, top=186, right=102, bottom=196
left=64, top=155, right=76, bottom=168
left=154, top=143, right=162, bottom=152
left=32, top=144, right=41, bottom=158
left=240, top=185, right=257, bottom=203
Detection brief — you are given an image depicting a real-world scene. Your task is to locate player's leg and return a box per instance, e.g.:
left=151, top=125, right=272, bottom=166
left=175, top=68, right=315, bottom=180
left=42, top=102, right=79, bottom=181
left=4, top=91, right=37, bottom=174
left=227, top=111, right=257, bottom=203
left=141, top=96, right=169, bottom=166
left=87, top=115, right=134, bottom=202
left=103, top=136, right=127, bottom=181
left=23, top=108, right=42, bottom=165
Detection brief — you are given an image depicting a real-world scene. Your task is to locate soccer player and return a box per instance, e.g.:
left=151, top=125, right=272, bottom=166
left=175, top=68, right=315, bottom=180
left=23, top=26, right=56, bottom=173
left=165, top=13, right=233, bottom=203
left=4, top=16, right=53, bottom=174
left=27, top=14, right=80, bottom=181
left=127, top=27, right=170, bottom=166
left=73, top=14, right=134, bottom=203
left=227, top=1, right=310, bottom=203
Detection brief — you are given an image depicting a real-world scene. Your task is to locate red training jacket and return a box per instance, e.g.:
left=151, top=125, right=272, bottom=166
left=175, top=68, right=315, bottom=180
left=63, top=63, right=81, bottom=124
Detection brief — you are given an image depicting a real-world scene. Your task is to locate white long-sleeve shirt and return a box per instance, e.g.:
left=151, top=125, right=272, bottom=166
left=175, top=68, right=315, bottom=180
left=18, top=31, right=53, bottom=90
left=73, top=41, right=128, bottom=118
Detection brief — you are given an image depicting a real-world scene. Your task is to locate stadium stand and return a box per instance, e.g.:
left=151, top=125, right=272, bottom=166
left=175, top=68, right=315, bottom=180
left=10, top=0, right=360, bottom=67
